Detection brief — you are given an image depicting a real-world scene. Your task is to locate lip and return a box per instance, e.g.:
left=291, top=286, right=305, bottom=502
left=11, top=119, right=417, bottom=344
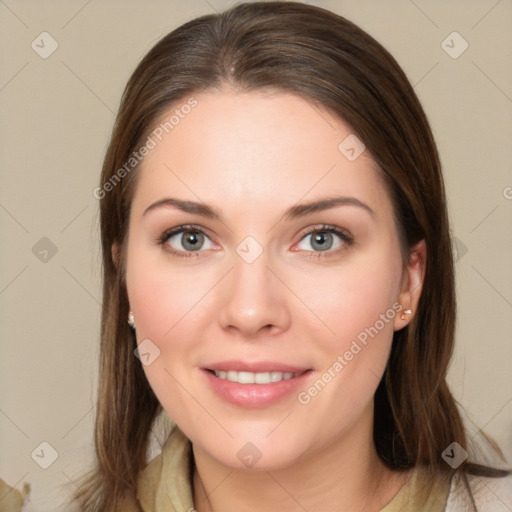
left=201, top=367, right=314, bottom=408
left=204, top=360, right=311, bottom=373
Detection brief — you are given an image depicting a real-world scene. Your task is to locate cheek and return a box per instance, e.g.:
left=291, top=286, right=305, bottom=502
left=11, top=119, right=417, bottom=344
left=292, top=253, right=401, bottom=415
left=125, top=249, right=209, bottom=418
left=125, top=247, right=218, bottom=411
left=126, top=242, right=211, bottom=341
left=294, top=257, right=401, bottom=426
left=294, top=251, right=401, bottom=355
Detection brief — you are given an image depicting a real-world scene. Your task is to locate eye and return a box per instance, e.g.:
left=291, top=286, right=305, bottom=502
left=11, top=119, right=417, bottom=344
left=157, top=223, right=353, bottom=259
left=157, top=224, right=216, bottom=258
left=294, top=224, right=353, bottom=258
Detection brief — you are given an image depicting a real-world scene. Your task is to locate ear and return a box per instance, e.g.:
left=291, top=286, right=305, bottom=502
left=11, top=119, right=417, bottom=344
left=111, top=243, right=119, bottom=270
left=393, top=239, right=426, bottom=331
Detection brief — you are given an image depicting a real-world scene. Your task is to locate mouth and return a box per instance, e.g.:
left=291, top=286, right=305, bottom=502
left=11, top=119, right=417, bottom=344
left=201, top=367, right=314, bottom=408
left=204, top=368, right=309, bottom=384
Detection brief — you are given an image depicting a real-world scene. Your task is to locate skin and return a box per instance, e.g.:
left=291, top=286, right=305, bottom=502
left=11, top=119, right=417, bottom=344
left=122, top=88, right=426, bottom=512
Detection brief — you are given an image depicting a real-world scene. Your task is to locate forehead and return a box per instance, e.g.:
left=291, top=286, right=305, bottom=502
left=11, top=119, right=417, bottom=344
left=131, top=90, right=392, bottom=222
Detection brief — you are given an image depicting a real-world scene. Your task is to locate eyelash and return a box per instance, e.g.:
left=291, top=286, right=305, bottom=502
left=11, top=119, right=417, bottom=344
left=156, top=223, right=353, bottom=259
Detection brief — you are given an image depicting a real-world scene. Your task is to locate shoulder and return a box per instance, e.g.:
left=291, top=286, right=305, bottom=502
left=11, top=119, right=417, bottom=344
left=446, top=472, right=512, bottom=511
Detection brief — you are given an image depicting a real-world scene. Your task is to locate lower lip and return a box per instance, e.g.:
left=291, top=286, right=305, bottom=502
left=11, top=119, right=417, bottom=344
left=201, top=368, right=314, bottom=408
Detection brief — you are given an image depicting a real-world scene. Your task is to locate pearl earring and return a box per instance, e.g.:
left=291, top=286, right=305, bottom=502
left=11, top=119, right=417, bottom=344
left=128, top=311, right=136, bottom=330
left=400, top=309, right=412, bottom=321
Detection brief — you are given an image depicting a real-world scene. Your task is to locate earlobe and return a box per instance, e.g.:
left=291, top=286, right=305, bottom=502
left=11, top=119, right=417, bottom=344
left=394, top=239, right=427, bottom=331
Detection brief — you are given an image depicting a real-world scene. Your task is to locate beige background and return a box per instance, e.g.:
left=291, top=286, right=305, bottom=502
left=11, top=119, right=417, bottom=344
left=0, top=0, right=511, bottom=510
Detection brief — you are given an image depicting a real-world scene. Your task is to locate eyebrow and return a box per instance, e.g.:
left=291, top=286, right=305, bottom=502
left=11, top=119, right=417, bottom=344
left=142, top=195, right=376, bottom=221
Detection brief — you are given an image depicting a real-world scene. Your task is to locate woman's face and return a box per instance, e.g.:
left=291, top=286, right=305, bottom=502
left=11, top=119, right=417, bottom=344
left=125, top=89, right=420, bottom=470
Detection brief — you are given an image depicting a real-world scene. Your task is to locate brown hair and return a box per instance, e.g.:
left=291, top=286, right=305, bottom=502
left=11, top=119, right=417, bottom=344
left=71, top=1, right=510, bottom=510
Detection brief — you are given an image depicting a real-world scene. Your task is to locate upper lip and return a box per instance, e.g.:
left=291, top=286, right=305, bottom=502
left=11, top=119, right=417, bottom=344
left=204, top=360, right=311, bottom=373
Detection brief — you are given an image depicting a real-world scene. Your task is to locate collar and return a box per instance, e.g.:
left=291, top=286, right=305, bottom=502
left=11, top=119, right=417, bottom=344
left=380, top=466, right=451, bottom=511
left=137, top=424, right=195, bottom=511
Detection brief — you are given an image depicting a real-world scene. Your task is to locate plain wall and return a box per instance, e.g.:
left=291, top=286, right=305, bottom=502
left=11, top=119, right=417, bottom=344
left=0, top=1, right=511, bottom=510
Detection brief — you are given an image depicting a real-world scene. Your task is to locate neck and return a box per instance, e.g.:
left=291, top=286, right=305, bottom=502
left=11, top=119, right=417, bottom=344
left=191, top=402, right=410, bottom=512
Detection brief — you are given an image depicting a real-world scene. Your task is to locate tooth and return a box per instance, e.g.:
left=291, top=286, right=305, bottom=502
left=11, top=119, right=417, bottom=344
left=270, top=371, right=283, bottom=382
left=238, top=371, right=255, bottom=384
left=227, top=371, right=238, bottom=382
left=255, top=372, right=272, bottom=384
left=212, top=370, right=304, bottom=383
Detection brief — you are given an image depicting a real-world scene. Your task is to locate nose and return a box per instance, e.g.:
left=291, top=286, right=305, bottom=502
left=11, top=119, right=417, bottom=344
left=217, top=249, right=291, bottom=338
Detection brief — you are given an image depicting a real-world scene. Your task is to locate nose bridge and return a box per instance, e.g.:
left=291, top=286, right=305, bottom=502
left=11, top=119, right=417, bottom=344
left=218, top=240, right=289, bottom=335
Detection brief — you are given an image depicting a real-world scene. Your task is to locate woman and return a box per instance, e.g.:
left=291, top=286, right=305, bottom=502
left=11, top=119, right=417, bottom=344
left=71, top=1, right=511, bottom=511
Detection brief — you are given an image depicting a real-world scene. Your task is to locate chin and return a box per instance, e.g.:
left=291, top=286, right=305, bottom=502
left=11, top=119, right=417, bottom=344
left=193, top=432, right=309, bottom=472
